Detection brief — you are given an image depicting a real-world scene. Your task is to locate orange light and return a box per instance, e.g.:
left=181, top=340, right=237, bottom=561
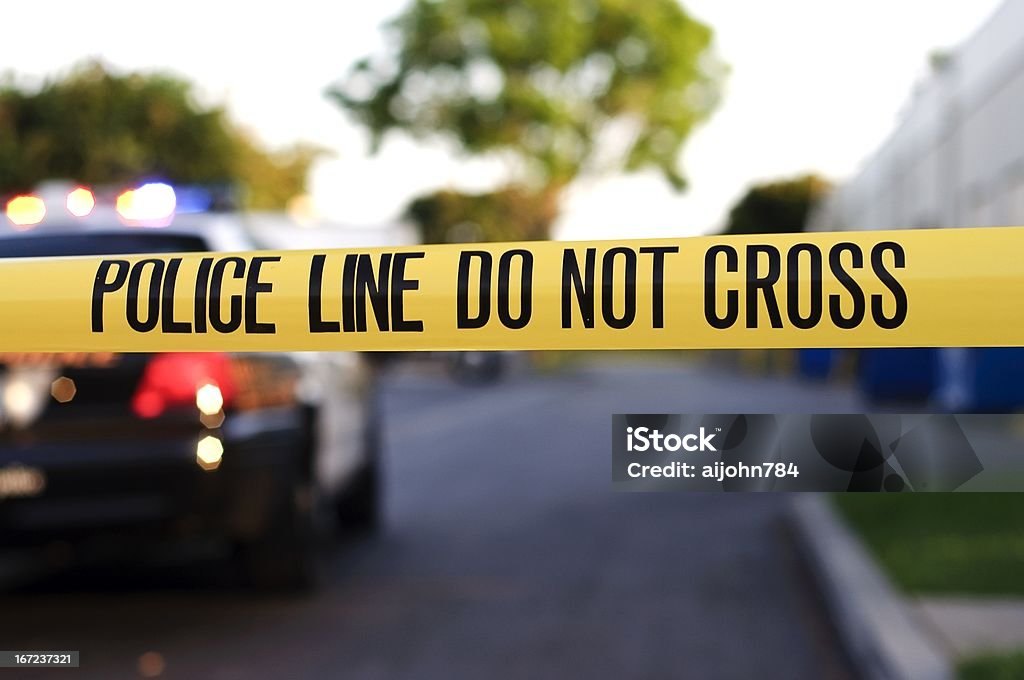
left=5, top=195, right=46, bottom=228
left=116, top=183, right=176, bottom=224
left=115, top=190, right=134, bottom=216
left=50, top=376, right=77, bottom=403
left=66, top=187, right=95, bottom=217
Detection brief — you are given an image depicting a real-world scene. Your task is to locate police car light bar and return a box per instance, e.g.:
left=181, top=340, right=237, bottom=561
left=116, top=182, right=176, bottom=226
left=66, top=187, right=95, bottom=218
left=5, top=195, right=46, bottom=229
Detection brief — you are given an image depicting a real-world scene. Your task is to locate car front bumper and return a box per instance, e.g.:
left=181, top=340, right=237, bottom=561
left=0, top=409, right=306, bottom=547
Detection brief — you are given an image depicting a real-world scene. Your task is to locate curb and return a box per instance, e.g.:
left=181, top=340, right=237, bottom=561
left=788, top=495, right=954, bottom=680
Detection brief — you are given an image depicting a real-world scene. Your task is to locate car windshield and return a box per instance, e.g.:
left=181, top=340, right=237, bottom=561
left=0, top=232, right=209, bottom=258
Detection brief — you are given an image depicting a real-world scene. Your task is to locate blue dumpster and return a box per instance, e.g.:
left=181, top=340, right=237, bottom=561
left=858, top=348, right=938, bottom=403
left=797, top=348, right=837, bottom=380
left=935, top=347, right=1024, bottom=411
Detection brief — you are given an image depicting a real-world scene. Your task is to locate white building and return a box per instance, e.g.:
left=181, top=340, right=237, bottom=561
left=812, top=0, right=1024, bottom=231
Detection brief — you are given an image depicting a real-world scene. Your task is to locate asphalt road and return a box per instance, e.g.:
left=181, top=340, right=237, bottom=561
left=0, top=358, right=859, bottom=679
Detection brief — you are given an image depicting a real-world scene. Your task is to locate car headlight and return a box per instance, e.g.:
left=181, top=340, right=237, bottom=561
left=2, top=368, right=55, bottom=427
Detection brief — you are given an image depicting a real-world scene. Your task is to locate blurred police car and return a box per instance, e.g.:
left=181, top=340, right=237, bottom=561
left=0, top=181, right=381, bottom=589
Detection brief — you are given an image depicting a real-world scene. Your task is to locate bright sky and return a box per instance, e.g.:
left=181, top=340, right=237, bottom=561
left=0, top=0, right=1005, bottom=239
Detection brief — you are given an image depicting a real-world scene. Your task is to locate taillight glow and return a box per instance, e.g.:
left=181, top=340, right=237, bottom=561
left=132, top=353, right=235, bottom=419
left=5, top=195, right=46, bottom=228
left=66, top=187, right=95, bottom=217
left=116, top=182, right=176, bottom=224
left=195, top=383, right=224, bottom=415
left=196, top=435, right=224, bottom=471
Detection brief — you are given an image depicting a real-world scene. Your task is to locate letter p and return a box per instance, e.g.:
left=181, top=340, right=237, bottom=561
left=92, top=259, right=130, bottom=332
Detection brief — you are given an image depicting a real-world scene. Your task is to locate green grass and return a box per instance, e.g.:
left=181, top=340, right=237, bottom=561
left=834, top=494, right=1024, bottom=596
left=959, top=650, right=1024, bottom=679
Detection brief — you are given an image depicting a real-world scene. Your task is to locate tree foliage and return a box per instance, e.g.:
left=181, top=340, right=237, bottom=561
left=331, top=0, right=724, bottom=241
left=234, top=139, right=322, bottom=211
left=406, top=185, right=558, bottom=243
left=0, top=62, right=318, bottom=209
left=723, top=174, right=832, bottom=236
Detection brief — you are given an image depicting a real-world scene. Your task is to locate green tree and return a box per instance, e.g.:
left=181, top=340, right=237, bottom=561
left=330, top=0, right=724, bottom=242
left=406, top=186, right=557, bottom=243
left=0, top=61, right=318, bottom=209
left=723, top=174, right=831, bottom=235
left=233, top=137, right=323, bottom=211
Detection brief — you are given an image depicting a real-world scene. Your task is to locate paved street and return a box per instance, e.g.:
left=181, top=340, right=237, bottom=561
left=0, top=358, right=859, bottom=679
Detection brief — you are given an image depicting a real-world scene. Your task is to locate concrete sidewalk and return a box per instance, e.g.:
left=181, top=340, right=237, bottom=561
left=916, top=597, right=1024, bottom=660
left=789, top=495, right=952, bottom=680
left=792, top=495, right=1024, bottom=677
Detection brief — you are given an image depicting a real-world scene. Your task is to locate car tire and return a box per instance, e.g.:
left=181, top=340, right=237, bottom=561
left=336, top=460, right=380, bottom=533
left=238, top=415, right=333, bottom=592
left=336, top=412, right=382, bottom=534
left=235, top=475, right=331, bottom=593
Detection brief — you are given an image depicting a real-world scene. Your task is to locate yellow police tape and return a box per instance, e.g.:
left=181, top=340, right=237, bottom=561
left=0, top=226, right=1019, bottom=352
